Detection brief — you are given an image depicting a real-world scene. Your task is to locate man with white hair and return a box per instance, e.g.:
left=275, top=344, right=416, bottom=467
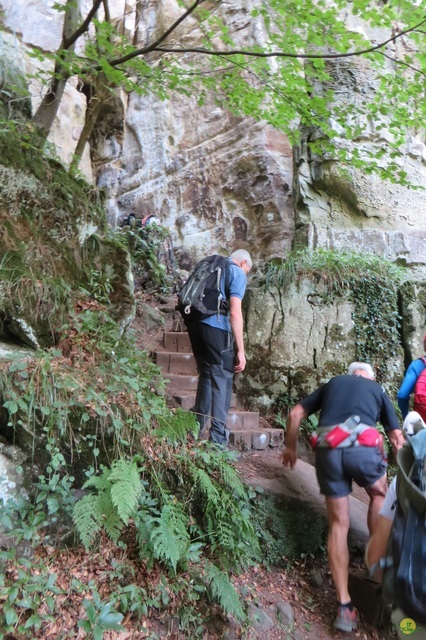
left=283, top=363, right=404, bottom=632
left=184, top=249, right=252, bottom=446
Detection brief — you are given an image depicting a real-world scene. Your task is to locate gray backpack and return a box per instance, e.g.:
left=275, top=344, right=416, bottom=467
left=381, top=430, right=426, bottom=622
left=177, top=255, right=230, bottom=321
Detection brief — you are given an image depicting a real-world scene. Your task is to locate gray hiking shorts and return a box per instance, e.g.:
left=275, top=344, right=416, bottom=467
left=315, top=446, right=387, bottom=498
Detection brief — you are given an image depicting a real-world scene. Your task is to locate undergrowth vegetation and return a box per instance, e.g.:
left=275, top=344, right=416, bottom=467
left=120, top=222, right=177, bottom=294
left=251, top=491, right=327, bottom=567
left=0, top=291, right=262, bottom=638
left=260, top=248, right=405, bottom=381
left=0, top=108, right=266, bottom=637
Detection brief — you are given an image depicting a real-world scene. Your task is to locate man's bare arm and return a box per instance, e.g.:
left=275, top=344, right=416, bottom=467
left=388, top=428, right=404, bottom=458
left=229, top=296, right=245, bottom=373
left=282, top=403, right=308, bottom=468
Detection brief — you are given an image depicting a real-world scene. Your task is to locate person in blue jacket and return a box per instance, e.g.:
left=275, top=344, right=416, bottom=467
left=397, top=334, right=426, bottom=419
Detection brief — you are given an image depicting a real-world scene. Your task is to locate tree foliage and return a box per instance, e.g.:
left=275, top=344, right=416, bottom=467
left=4, top=0, right=424, bottom=180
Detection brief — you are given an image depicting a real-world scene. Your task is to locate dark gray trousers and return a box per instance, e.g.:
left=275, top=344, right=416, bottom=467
left=185, top=321, right=234, bottom=445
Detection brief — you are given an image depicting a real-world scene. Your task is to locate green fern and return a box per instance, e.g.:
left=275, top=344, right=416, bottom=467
left=73, top=458, right=144, bottom=548
left=188, top=465, right=220, bottom=504
left=108, top=458, right=143, bottom=522
left=73, top=494, right=105, bottom=549
left=214, top=456, right=247, bottom=498
left=154, top=408, right=199, bottom=443
left=148, top=500, right=190, bottom=572
left=97, top=491, right=125, bottom=543
left=193, top=447, right=247, bottom=498
left=202, top=560, right=245, bottom=621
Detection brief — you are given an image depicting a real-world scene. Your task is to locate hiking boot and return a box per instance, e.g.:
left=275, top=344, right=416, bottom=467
left=198, top=427, right=209, bottom=441
left=334, top=605, right=358, bottom=632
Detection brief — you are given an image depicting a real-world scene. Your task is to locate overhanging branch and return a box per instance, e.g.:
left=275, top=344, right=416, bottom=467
left=100, top=15, right=426, bottom=71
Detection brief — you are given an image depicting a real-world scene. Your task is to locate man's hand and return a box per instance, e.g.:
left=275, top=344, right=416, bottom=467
left=282, top=446, right=297, bottom=468
left=388, top=428, right=405, bottom=458
left=234, top=350, right=246, bottom=373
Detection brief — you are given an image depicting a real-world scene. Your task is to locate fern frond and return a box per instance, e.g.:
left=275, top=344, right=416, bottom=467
left=149, top=501, right=190, bottom=572
left=202, top=560, right=245, bottom=621
left=192, top=448, right=247, bottom=498
left=82, top=465, right=112, bottom=491
left=109, top=458, right=143, bottom=522
left=98, top=490, right=125, bottom=543
left=188, top=464, right=220, bottom=505
left=73, top=494, right=104, bottom=549
left=217, top=461, right=246, bottom=498
left=154, top=408, right=198, bottom=443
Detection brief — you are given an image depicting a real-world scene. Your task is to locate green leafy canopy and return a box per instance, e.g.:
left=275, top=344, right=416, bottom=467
left=14, top=0, right=426, bottom=181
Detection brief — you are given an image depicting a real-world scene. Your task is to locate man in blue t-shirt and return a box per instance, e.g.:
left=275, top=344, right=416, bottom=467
left=397, top=333, right=426, bottom=420
left=185, top=249, right=252, bottom=445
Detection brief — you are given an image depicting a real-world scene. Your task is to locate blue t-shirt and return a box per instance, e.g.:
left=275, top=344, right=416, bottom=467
left=201, top=260, right=247, bottom=332
left=397, top=358, right=426, bottom=418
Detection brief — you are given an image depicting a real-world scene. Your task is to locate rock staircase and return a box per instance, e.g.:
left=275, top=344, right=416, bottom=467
left=153, top=329, right=284, bottom=451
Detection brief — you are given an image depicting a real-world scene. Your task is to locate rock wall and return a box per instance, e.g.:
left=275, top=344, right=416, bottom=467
left=1, top=0, right=426, bottom=404
left=3, top=0, right=425, bottom=265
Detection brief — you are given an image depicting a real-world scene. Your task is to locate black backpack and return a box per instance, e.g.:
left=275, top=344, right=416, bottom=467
left=381, top=430, right=426, bottom=622
left=177, top=255, right=230, bottom=321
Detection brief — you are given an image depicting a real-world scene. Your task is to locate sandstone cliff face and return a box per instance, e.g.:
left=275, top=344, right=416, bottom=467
left=1, top=0, right=426, bottom=402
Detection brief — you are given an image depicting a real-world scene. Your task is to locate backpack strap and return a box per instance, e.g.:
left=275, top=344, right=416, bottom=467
left=394, top=503, right=418, bottom=591
left=224, top=259, right=231, bottom=302
left=397, top=441, right=426, bottom=514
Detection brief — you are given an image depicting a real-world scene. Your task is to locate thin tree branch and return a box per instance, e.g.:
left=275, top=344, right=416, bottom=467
left=63, top=0, right=104, bottom=49
left=149, top=16, right=426, bottom=62
left=379, top=51, right=426, bottom=77
left=102, top=0, right=111, bottom=24
left=97, top=0, right=206, bottom=68
left=213, top=53, right=300, bottom=114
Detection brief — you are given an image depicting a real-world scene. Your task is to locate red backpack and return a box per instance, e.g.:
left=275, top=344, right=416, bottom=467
left=413, top=357, right=426, bottom=422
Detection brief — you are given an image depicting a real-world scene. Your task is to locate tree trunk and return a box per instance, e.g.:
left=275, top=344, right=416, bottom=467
left=31, top=0, right=82, bottom=138
left=71, top=81, right=110, bottom=170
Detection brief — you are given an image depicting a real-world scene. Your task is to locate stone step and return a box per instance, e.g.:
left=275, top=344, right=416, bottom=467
left=154, top=351, right=197, bottom=376
left=172, top=392, right=241, bottom=410
left=166, top=373, right=199, bottom=392
left=163, top=331, right=191, bottom=353
left=229, top=428, right=284, bottom=451
left=227, top=410, right=260, bottom=430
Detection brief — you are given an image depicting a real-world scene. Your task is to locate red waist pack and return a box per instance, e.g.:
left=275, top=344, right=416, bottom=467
left=357, top=427, right=383, bottom=449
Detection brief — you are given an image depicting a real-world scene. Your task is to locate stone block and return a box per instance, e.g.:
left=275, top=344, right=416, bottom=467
left=227, top=411, right=260, bottom=429
left=173, top=392, right=239, bottom=411
left=155, top=351, right=197, bottom=375
left=265, top=428, right=284, bottom=447
left=229, top=430, right=253, bottom=451
left=252, top=432, right=269, bottom=450
left=163, top=333, right=178, bottom=351
left=243, top=411, right=260, bottom=429
left=163, top=332, right=191, bottom=352
left=166, top=373, right=198, bottom=391
left=173, top=394, right=195, bottom=410
left=154, top=351, right=170, bottom=370
left=169, top=353, right=197, bottom=375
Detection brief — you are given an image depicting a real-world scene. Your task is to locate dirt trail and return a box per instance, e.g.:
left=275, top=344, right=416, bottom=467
left=132, top=295, right=391, bottom=640
left=231, top=449, right=390, bottom=640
